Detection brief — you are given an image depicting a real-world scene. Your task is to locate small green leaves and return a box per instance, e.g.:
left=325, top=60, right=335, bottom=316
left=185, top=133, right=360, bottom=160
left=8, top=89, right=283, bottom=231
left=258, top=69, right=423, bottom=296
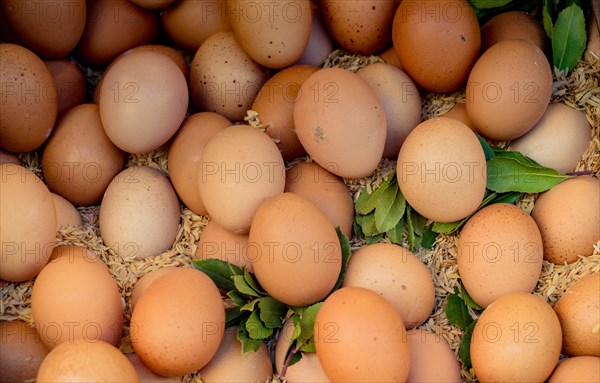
left=246, top=310, right=273, bottom=340
left=330, top=228, right=351, bottom=293
left=355, top=171, right=396, bottom=215
left=237, top=323, right=263, bottom=353
left=469, top=0, right=514, bottom=10
left=374, top=183, right=405, bottom=233
left=446, top=282, right=482, bottom=371
left=446, top=287, right=473, bottom=331
left=258, top=297, right=287, bottom=329
left=461, top=283, right=483, bottom=311
left=192, top=258, right=242, bottom=291
left=552, top=3, right=586, bottom=73
left=460, top=320, right=477, bottom=371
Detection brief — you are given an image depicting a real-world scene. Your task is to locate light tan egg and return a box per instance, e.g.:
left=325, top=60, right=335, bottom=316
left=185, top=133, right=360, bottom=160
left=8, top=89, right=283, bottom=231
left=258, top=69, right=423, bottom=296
left=0, top=164, right=56, bottom=282
left=480, top=11, right=546, bottom=52
left=406, top=329, right=462, bottom=383
left=99, top=166, right=181, bottom=259
left=548, top=356, right=600, bottom=383
left=296, top=4, right=335, bottom=66
left=195, top=220, right=252, bottom=272
left=531, top=176, right=600, bottom=264
left=357, top=62, right=422, bottom=158
left=441, top=102, right=476, bottom=131
left=509, top=103, right=591, bottom=174
left=168, top=112, right=231, bottom=215
left=44, top=59, right=87, bottom=116
left=50, top=192, right=82, bottom=230
left=0, top=320, right=49, bottom=383
left=125, top=353, right=180, bottom=382
left=119, top=44, right=189, bottom=78
left=130, top=268, right=178, bottom=308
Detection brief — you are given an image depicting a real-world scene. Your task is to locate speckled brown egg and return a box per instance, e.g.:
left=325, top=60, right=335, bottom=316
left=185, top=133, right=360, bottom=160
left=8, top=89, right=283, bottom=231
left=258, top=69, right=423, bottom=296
left=548, top=356, right=600, bottom=383
left=480, top=11, right=546, bottom=52
left=131, top=268, right=225, bottom=377
left=199, top=124, right=285, bottom=234
left=99, top=166, right=180, bottom=259
left=252, top=65, right=319, bottom=161
left=248, top=193, right=341, bottom=307
left=531, top=176, right=600, bottom=264
left=31, top=245, right=123, bottom=349
left=554, top=273, right=600, bottom=357
left=130, top=268, right=177, bottom=308
left=406, top=329, right=462, bottom=383
left=314, top=286, right=411, bottom=382
left=0, top=43, right=57, bottom=153
left=0, top=320, right=49, bottom=383
left=168, top=112, right=231, bottom=215
left=397, top=117, right=487, bottom=223
left=199, top=327, right=273, bottom=382
left=195, top=219, right=252, bottom=272
left=50, top=192, right=82, bottom=230
left=42, top=103, right=125, bottom=207
left=342, top=243, right=435, bottom=329
left=0, top=164, right=56, bottom=282
left=470, top=292, right=562, bottom=383
left=294, top=67, right=387, bottom=179
left=36, top=339, right=138, bottom=383
left=466, top=39, right=552, bottom=141
left=285, top=161, right=354, bottom=239
left=43, top=59, right=87, bottom=116
left=457, top=203, right=543, bottom=308
left=392, top=0, right=480, bottom=93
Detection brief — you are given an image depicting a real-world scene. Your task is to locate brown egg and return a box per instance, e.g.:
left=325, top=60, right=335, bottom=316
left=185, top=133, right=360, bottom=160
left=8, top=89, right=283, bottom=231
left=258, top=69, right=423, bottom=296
left=441, top=102, right=476, bottom=131
left=168, top=112, right=231, bottom=215
left=42, top=103, right=125, bottom=207
left=199, top=327, right=273, bottom=382
left=397, top=117, right=487, bottom=223
left=199, top=124, right=285, bottom=234
left=99, top=166, right=181, bottom=259
left=553, top=273, right=600, bottom=357
left=131, top=268, right=225, bottom=377
left=470, top=292, right=563, bottom=383
left=0, top=43, right=57, bottom=153
left=322, top=0, right=396, bottom=55
left=406, top=329, right=462, bottom=383
left=252, top=65, right=319, bottom=161
left=130, top=268, right=178, bottom=308
left=378, top=45, right=404, bottom=70
left=161, top=0, right=231, bottom=52
left=99, top=51, right=188, bottom=154
left=0, top=320, right=49, bottom=383
left=314, top=286, right=411, bottom=382
left=457, top=203, right=543, bottom=308
left=0, top=0, right=86, bottom=58
left=0, top=149, right=20, bottom=165
left=342, top=243, right=435, bottom=329
left=548, top=356, right=600, bottom=383
left=357, top=62, right=422, bottom=158
left=392, top=0, right=480, bottom=93
left=129, top=0, right=176, bottom=10
left=274, top=318, right=330, bottom=383
left=296, top=5, right=335, bottom=66
left=50, top=192, right=82, bottom=230
left=78, top=0, right=158, bottom=66
left=294, top=67, right=387, bottom=179
left=480, top=11, right=546, bottom=52
left=119, top=44, right=189, bottom=78
left=195, top=220, right=252, bottom=272
left=31, top=245, right=123, bottom=349
left=249, top=193, right=342, bottom=307
left=190, top=31, right=269, bottom=122
left=43, top=59, right=87, bottom=116
left=285, top=162, right=354, bottom=239
left=585, top=12, right=600, bottom=61
left=466, top=39, right=552, bottom=141
left=36, top=339, right=139, bottom=383
left=0, top=164, right=56, bottom=282
left=509, top=103, right=591, bottom=174
left=125, top=353, right=180, bottom=382
left=531, top=176, right=600, bottom=264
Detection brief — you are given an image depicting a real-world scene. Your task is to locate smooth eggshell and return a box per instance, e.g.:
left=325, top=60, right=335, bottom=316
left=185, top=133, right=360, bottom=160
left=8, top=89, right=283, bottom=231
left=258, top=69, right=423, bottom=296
left=296, top=6, right=335, bottom=66
left=378, top=45, right=404, bottom=70
left=131, top=268, right=225, bottom=377
left=51, top=192, right=82, bottom=230
left=0, top=320, right=49, bottom=383
left=248, top=193, right=342, bottom=307
left=168, top=112, right=231, bottom=215
left=99, top=166, right=181, bottom=259
left=457, top=203, right=543, bottom=308
left=198, top=124, right=285, bottom=234
left=406, top=329, right=462, bottom=383
left=294, top=67, right=387, bottom=179
left=548, top=356, right=600, bottom=383
left=480, top=11, right=546, bottom=52
left=130, top=268, right=178, bottom=308
left=36, top=339, right=139, bottom=383
left=119, top=44, right=190, bottom=78
left=470, top=293, right=562, bottom=383
left=397, top=117, right=487, bottom=223
left=195, top=220, right=252, bottom=272
left=130, top=0, right=176, bottom=10
left=0, top=149, right=20, bottom=165
left=553, top=273, right=600, bottom=357
left=125, top=353, right=180, bottom=382
left=531, top=176, right=600, bottom=264
left=509, top=103, right=591, bottom=174
left=0, top=164, right=56, bottom=282
left=342, top=243, right=435, bottom=329
left=42, top=103, right=125, bottom=207
left=43, top=59, right=87, bottom=116
left=440, top=102, right=476, bottom=131
left=314, top=286, right=411, bottom=382
left=31, top=246, right=124, bottom=349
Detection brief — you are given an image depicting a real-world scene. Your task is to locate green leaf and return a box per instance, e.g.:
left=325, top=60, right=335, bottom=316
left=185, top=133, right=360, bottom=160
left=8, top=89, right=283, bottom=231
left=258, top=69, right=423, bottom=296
left=227, top=290, right=247, bottom=307
left=410, top=209, right=426, bottom=236
left=476, top=134, right=495, bottom=161
left=258, top=297, right=287, bottom=329
left=355, top=171, right=396, bottom=215
left=492, top=191, right=523, bottom=205
left=288, top=351, right=303, bottom=367
left=446, top=288, right=473, bottom=331
left=233, top=275, right=261, bottom=297
left=359, top=213, right=379, bottom=237
left=291, top=313, right=302, bottom=342
left=460, top=283, right=483, bottom=311
left=353, top=218, right=364, bottom=238
left=192, top=258, right=242, bottom=292
left=459, top=320, right=477, bottom=371
left=432, top=220, right=462, bottom=234
left=244, top=269, right=265, bottom=295
left=552, top=4, right=586, bottom=73
left=295, top=302, right=322, bottom=353
left=421, top=226, right=438, bottom=249
left=237, top=323, right=264, bottom=353
left=330, top=228, right=352, bottom=293
left=386, top=217, right=404, bottom=244
left=225, top=307, right=246, bottom=328
left=246, top=310, right=273, bottom=340
left=374, top=183, right=404, bottom=233
left=365, top=233, right=384, bottom=245
left=486, top=153, right=569, bottom=193
left=240, top=298, right=260, bottom=312
left=406, top=206, right=416, bottom=252
left=468, top=0, right=514, bottom=9
left=543, top=0, right=555, bottom=38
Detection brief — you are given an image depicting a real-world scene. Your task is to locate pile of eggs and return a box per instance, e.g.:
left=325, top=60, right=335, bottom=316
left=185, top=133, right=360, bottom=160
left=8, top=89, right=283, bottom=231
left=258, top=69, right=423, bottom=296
left=1, top=0, right=599, bottom=382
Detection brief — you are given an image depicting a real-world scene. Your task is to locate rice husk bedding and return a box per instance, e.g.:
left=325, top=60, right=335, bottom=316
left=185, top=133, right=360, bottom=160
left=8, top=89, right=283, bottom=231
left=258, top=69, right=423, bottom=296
left=2, top=44, right=599, bottom=383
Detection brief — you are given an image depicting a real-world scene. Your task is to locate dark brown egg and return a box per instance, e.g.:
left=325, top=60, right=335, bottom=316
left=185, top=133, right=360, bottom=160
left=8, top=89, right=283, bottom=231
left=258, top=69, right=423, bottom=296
left=43, top=59, right=87, bottom=116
